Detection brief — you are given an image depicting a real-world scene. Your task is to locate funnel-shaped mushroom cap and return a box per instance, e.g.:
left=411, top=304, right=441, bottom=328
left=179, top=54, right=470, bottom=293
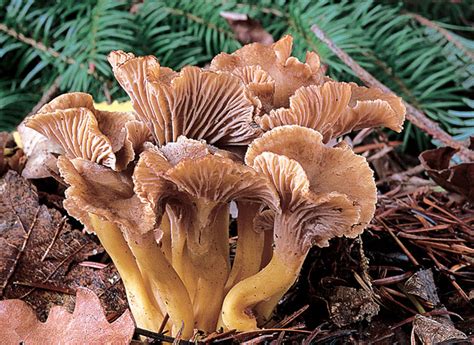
left=210, top=35, right=324, bottom=109
left=252, top=152, right=359, bottom=251
left=109, top=52, right=262, bottom=146
left=256, top=82, right=406, bottom=142
left=58, top=156, right=155, bottom=234
left=26, top=93, right=151, bottom=171
left=246, top=125, right=377, bottom=235
left=133, top=136, right=279, bottom=233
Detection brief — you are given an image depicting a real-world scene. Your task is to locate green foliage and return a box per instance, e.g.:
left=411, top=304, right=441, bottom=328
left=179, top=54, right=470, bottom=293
left=1, top=0, right=473, bottom=150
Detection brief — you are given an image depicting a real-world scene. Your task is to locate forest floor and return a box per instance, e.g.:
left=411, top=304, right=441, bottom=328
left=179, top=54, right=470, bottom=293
left=1, top=129, right=472, bottom=344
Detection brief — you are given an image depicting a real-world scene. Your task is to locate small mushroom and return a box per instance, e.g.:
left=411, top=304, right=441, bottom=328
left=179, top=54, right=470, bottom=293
left=221, top=125, right=377, bottom=331
left=210, top=35, right=325, bottom=109
left=109, top=52, right=262, bottom=146
left=256, top=81, right=406, bottom=142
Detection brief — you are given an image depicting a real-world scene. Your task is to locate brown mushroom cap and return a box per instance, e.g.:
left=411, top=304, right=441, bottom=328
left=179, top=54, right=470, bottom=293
left=246, top=125, right=377, bottom=235
left=26, top=108, right=117, bottom=168
left=109, top=52, right=262, bottom=147
left=210, top=35, right=324, bottom=109
left=251, top=152, right=359, bottom=251
left=58, top=156, right=155, bottom=234
left=133, top=136, right=279, bottom=236
left=26, top=93, right=151, bottom=171
left=256, top=81, right=406, bottom=142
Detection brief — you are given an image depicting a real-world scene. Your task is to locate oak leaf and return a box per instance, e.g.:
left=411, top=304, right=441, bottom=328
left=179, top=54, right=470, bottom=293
left=0, top=287, right=134, bottom=344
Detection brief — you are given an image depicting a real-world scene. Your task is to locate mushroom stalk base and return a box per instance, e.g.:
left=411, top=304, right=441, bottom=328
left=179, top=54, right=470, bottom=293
left=88, top=213, right=163, bottom=332
left=221, top=252, right=303, bottom=331
left=125, top=230, right=194, bottom=338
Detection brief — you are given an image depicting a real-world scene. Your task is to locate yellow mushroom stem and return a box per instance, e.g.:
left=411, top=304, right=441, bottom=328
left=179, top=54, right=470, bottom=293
left=88, top=213, right=164, bottom=332
left=159, top=210, right=172, bottom=262
left=221, top=251, right=305, bottom=331
left=167, top=207, right=197, bottom=300
left=225, top=202, right=264, bottom=293
left=124, top=229, right=194, bottom=338
left=260, top=229, right=274, bottom=269
left=188, top=201, right=230, bottom=332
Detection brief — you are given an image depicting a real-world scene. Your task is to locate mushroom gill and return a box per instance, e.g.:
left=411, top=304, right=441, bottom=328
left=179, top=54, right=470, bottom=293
left=108, top=52, right=262, bottom=146
left=256, top=81, right=406, bottom=142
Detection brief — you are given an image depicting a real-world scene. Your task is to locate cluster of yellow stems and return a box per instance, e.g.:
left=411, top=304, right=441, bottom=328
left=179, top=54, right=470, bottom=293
left=26, top=36, right=405, bottom=338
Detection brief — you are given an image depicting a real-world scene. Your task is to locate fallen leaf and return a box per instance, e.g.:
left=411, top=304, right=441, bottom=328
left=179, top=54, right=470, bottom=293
left=0, top=171, right=127, bottom=320
left=419, top=146, right=474, bottom=201
left=412, top=314, right=467, bottom=344
left=0, top=287, right=134, bottom=344
left=404, top=269, right=440, bottom=307
left=328, top=286, right=380, bottom=327
left=221, top=11, right=273, bottom=45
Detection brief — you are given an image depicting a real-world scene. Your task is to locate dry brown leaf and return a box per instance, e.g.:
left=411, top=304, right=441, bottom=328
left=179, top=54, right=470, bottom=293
left=0, top=170, right=127, bottom=320
left=412, top=314, right=467, bottom=344
left=220, top=11, right=273, bottom=45
left=419, top=146, right=474, bottom=201
left=404, top=269, right=440, bottom=307
left=0, top=287, right=134, bottom=344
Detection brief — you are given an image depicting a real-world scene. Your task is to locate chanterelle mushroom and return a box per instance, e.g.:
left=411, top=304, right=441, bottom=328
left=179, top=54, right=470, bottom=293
left=221, top=125, right=377, bottom=331
left=25, top=92, right=150, bottom=171
left=134, top=136, right=278, bottom=332
left=210, top=35, right=325, bottom=110
left=256, top=81, right=406, bottom=142
left=108, top=52, right=262, bottom=147
left=24, top=105, right=193, bottom=335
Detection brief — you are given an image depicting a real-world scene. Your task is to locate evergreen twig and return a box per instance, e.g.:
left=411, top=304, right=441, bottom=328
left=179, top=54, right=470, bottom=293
left=311, top=23, right=474, bottom=161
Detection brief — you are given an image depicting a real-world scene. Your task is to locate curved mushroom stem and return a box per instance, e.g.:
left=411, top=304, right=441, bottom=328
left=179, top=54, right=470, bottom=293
left=88, top=214, right=164, bottom=332
left=190, top=203, right=230, bottom=332
left=260, top=229, right=274, bottom=269
left=221, top=252, right=304, bottom=331
left=225, top=202, right=264, bottom=293
left=125, top=229, right=194, bottom=338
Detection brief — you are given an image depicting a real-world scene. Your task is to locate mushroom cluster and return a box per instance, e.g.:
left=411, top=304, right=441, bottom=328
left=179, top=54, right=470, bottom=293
left=26, top=36, right=405, bottom=337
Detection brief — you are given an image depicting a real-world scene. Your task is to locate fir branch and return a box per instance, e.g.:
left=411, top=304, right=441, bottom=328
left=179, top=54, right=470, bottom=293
left=0, top=23, right=75, bottom=64
left=311, top=23, right=474, bottom=161
left=408, top=13, right=474, bottom=61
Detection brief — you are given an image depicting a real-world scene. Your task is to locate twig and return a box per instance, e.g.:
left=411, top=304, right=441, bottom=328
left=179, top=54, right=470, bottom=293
left=377, top=217, right=420, bottom=266
left=408, top=13, right=474, bottom=61
left=27, top=77, right=61, bottom=116
left=13, top=280, right=76, bottom=295
left=274, top=304, right=309, bottom=328
left=311, top=24, right=474, bottom=161
left=135, top=328, right=193, bottom=344
left=158, top=314, right=170, bottom=334
left=372, top=271, right=413, bottom=286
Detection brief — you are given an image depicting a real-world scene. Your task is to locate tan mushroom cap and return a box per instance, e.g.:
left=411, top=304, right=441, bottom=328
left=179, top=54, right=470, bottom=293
left=246, top=125, right=377, bottom=235
left=251, top=152, right=360, bottom=252
left=108, top=52, right=262, bottom=146
left=256, top=81, right=406, bottom=142
left=133, top=136, right=279, bottom=235
left=210, top=35, right=324, bottom=109
left=26, top=108, right=117, bottom=168
left=26, top=93, right=151, bottom=171
left=58, top=156, right=155, bottom=234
